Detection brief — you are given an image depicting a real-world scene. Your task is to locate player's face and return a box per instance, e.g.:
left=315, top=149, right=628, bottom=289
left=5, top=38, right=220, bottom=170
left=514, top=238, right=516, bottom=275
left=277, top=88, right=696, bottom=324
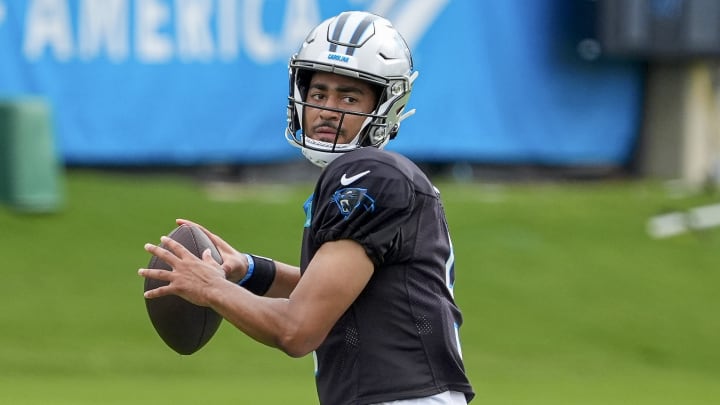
left=303, top=72, right=377, bottom=144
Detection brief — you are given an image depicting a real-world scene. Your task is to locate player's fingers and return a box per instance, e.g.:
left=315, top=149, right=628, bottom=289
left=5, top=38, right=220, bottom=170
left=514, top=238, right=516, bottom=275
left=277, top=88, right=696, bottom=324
left=138, top=268, right=173, bottom=282
left=143, top=284, right=173, bottom=299
left=176, top=218, right=200, bottom=228
left=144, top=242, right=180, bottom=265
left=201, top=248, right=218, bottom=264
left=176, top=219, right=214, bottom=238
left=157, top=236, right=194, bottom=259
left=177, top=218, right=232, bottom=251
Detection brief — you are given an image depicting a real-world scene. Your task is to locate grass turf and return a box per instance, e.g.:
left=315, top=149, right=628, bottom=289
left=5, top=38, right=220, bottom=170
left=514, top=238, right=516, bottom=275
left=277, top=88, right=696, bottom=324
left=0, top=169, right=718, bottom=404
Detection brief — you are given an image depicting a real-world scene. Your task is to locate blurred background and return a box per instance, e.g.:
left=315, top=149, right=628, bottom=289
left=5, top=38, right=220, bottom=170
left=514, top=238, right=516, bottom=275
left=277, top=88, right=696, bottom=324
left=0, top=0, right=719, bottom=404
left=3, top=0, right=720, bottom=187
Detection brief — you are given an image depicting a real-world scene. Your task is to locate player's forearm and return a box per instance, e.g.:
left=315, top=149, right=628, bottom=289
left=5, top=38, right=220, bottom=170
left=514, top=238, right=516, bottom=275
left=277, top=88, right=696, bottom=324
left=206, top=280, right=315, bottom=357
left=264, top=261, right=300, bottom=298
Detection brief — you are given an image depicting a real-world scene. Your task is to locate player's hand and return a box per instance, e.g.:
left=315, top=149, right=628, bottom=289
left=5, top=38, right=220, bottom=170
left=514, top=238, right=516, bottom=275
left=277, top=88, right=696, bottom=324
left=175, top=218, right=251, bottom=283
left=141, top=236, right=226, bottom=306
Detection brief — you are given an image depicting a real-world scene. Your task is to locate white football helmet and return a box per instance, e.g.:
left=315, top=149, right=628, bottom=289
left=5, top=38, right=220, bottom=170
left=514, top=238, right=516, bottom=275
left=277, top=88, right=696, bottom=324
left=286, top=11, right=419, bottom=168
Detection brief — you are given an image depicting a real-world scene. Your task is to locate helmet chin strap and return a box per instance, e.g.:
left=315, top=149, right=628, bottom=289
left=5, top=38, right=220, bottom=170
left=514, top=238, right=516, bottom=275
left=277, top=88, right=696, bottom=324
left=304, top=135, right=360, bottom=151
left=293, top=132, right=362, bottom=169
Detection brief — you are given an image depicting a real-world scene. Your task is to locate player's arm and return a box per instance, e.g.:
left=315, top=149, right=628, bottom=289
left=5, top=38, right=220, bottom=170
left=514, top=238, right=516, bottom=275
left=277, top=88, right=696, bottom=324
left=140, top=237, right=373, bottom=357
left=263, top=260, right=300, bottom=298
left=214, top=239, right=373, bottom=356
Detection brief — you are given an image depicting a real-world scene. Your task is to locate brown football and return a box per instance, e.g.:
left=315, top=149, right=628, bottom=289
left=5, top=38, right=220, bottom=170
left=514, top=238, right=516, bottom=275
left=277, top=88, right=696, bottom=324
left=144, top=224, right=223, bottom=355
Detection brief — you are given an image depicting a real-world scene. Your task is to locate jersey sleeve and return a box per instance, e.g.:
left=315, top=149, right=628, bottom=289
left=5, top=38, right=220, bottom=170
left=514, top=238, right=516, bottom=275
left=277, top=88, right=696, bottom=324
left=312, top=156, right=414, bottom=267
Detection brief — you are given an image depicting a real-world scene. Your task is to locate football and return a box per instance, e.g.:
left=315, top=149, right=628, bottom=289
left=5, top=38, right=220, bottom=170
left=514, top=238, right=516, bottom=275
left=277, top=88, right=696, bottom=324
left=144, top=224, right=224, bottom=355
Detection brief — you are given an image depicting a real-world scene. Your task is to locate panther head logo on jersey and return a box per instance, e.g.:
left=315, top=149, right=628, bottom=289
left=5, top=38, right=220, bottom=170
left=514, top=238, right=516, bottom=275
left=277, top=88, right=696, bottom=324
left=331, top=188, right=376, bottom=220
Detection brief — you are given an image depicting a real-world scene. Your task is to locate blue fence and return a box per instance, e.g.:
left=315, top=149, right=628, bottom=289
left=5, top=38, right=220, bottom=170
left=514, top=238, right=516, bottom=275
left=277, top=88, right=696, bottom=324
left=0, top=0, right=645, bottom=166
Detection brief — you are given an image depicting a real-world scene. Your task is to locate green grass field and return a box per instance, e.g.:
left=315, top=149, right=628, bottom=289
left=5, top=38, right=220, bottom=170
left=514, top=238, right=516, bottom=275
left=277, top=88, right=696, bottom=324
left=1, top=169, right=718, bottom=404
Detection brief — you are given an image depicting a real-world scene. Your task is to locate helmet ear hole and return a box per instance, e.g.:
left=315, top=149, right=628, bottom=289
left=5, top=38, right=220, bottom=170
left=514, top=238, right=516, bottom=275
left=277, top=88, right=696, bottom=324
left=372, top=127, right=385, bottom=144
left=389, top=125, right=399, bottom=139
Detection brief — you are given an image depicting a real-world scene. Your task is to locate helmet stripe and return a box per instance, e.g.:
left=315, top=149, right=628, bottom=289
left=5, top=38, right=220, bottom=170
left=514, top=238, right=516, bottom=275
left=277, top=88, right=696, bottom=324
left=328, top=12, right=350, bottom=53
left=328, top=13, right=377, bottom=56
left=345, top=15, right=375, bottom=56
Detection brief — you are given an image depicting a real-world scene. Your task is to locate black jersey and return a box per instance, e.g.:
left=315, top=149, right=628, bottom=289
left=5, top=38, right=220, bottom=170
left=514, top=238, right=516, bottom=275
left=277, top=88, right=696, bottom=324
left=300, top=147, right=474, bottom=405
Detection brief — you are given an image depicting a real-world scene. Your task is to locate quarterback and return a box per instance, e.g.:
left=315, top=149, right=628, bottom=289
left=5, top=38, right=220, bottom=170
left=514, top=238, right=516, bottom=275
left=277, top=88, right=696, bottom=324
left=140, top=11, right=474, bottom=405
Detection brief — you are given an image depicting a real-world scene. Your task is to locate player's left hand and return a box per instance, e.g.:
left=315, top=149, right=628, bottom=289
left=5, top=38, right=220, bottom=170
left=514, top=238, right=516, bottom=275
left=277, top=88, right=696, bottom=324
left=175, top=218, right=251, bottom=283
left=140, top=236, right=226, bottom=307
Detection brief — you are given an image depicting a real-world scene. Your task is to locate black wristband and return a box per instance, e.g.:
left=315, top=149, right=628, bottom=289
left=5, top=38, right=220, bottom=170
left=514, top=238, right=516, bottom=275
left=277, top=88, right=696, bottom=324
left=241, top=254, right=276, bottom=296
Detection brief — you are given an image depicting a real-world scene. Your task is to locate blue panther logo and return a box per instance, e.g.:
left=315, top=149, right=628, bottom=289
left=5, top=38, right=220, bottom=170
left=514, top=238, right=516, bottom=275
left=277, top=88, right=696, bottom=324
left=331, top=188, right=375, bottom=220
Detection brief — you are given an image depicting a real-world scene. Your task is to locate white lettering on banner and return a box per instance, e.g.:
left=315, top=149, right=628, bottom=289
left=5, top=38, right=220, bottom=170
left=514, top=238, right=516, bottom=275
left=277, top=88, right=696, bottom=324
left=242, top=0, right=319, bottom=63
left=24, top=0, right=74, bottom=61
left=176, top=0, right=214, bottom=62
left=19, top=0, right=446, bottom=64
left=0, top=1, right=7, bottom=26
left=386, top=0, right=450, bottom=49
left=136, top=0, right=172, bottom=62
left=217, top=0, right=237, bottom=60
left=78, top=0, right=129, bottom=62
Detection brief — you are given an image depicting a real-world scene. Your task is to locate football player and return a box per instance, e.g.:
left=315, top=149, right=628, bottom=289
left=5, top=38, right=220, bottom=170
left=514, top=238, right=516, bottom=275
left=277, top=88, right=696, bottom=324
left=141, top=11, right=474, bottom=405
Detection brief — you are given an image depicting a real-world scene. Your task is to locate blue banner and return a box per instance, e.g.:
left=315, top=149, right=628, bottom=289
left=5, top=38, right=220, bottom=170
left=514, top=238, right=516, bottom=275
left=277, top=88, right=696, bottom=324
left=0, top=0, right=644, bottom=166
